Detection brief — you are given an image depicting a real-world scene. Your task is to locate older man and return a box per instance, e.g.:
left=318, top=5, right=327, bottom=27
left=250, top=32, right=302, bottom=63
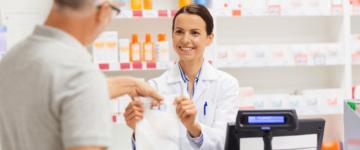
left=0, top=0, right=162, bottom=150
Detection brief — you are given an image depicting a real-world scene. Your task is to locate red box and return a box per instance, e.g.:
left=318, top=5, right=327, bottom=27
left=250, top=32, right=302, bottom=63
left=99, top=63, right=109, bottom=70
left=146, top=62, right=157, bottom=69
left=112, top=115, right=117, bottom=123
left=158, top=10, right=168, bottom=17
left=133, top=10, right=143, bottom=17
left=132, top=61, right=143, bottom=69
left=232, top=9, right=241, bottom=16
left=120, top=63, right=130, bottom=70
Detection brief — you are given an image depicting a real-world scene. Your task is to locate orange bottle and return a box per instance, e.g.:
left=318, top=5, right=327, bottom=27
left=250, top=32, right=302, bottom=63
left=143, top=33, right=155, bottom=62
left=179, top=0, right=192, bottom=8
left=322, top=141, right=340, bottom=150
left=131, top=0, right=142, bottom=10
left=130, top=33, right=142, bottom=62
left=143, top=0, right=153, bottom=10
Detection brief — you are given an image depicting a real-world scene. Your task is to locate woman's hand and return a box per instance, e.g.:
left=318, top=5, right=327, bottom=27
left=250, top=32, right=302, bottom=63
left=174, top=96, right=202, bottom=138
left=124, top=99, right=144, bottom=130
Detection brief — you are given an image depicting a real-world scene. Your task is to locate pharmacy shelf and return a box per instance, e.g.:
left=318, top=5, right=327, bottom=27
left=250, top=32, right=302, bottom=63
left=217, top=63, right=346, bottom=69
left=106, top=17, right=173, bottom=39
left=216, top=16, right=343, bottom=45
left=95, top=62, right=173, bottom=71
left=104, top=69, right=166, bottom=80
left=108, top=16, right=344, bottom=45
left=213, top=10, right=343, bottom=17
left=221, top=65, right=345, bottom=94
left=111, top=8, right=344, bottom=19
left=113, top=9, right=176, bottom=18
left=239, top=95, right=343, bottom=116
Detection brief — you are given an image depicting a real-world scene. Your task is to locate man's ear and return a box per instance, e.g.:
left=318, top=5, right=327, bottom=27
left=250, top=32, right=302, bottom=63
left=96, top=3, right=111, bottom=24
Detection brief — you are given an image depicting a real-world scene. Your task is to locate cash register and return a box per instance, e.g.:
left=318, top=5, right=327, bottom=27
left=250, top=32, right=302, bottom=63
left=224, top=110, right=325, bottom=150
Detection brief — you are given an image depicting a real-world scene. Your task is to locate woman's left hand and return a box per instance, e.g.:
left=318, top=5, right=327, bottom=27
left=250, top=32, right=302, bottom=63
left=174, top=96, right=202, bottom=138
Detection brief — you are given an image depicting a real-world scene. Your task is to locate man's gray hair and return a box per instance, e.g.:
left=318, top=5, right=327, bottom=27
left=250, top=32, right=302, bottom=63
left=54, top=0, right=99, bottom=10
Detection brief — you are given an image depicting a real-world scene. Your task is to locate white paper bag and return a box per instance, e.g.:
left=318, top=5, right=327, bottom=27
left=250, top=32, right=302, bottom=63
left=136, top=98, right=181, bottom=150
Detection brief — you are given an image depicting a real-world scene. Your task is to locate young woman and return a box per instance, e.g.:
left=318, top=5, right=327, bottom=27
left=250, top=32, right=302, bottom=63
left=124, top=4, right=240, bottom=150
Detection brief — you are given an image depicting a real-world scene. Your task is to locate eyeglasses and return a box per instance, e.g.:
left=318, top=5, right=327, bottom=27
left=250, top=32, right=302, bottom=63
left=109, top=3, right=121, bottom=15
left=97, top=3, right=121, bottom=16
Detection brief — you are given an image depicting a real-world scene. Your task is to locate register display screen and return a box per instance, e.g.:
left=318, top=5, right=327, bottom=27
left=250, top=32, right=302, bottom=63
left=248, top=116, right=285, bottom=124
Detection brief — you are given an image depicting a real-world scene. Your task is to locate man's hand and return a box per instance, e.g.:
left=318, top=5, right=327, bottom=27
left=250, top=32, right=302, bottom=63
left=107, top=77, right=163, bottom=104
left=128, top=79, right=163, bottom=104
left=174, top=96, right=202, bottom=138
left=124, top=99, right=144, bottom=130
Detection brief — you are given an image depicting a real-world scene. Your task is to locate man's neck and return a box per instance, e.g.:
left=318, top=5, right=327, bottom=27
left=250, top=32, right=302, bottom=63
left=44, top=8, right=88, bottom=46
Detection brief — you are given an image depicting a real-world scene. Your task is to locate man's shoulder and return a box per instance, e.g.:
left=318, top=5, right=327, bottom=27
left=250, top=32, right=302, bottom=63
left=2, top=35, right=93, bottom=75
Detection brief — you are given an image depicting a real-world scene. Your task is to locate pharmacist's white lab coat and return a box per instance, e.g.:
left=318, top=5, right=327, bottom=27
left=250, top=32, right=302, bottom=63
left=148, top=61, right=240, bottom=150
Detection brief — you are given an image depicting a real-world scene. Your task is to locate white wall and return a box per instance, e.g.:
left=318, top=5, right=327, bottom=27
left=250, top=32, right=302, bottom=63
left=0, top=0, right=52, bottom=17
left=0, top=0, right=52, bottom=48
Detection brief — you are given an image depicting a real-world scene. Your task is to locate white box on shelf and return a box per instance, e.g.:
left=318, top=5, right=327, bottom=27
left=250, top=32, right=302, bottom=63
left=233, top=45, right=251, bottom=66
left=92, top=31, right=119, bottom=63
left=267, top=0, right=283, bottom=16
left=308, top=44, right=326, bottom=65
left=302, top=88, right=344, bottom=114
left=212, top=0, right=231, bottom=9
left=157, top=36, right=170, bottom=63
left=248, top=45, right=268, bottom=66
left=242, top=0, right=266, bottom=10
left=352, top=5, right=360, bottom=15
left=268, top=45, right=291, bottom=66
left=325, top=43, right=342, bottom=65
left=215, top=45, right=229, bottom=60
left=143, top=10, right=158, bottom=18
left=282, top=0, right=305, bottom=16
left=319, top=0, right=332, bottom=15
left=217, top=45, right=233, bottom=67
left=267, top=0, right=282, bottom=6
left=332, top=0, right=343, bottom=6
left=304, top=0, right=331, bottom=16
left=228, top=0, right=243, bottom=9
left=213, top=8, right=233, bottom=16
left=118, top=39, right=130, bottom=63
left=225, top=45, right=251, bottom=67
left=331, top=0, right=343, bottom=15
left=242, top=0, right=267, bottom=16
left=287, top=96, right=301, bottom=109
left=214, top=45, right=228, bottom=67
left=291, top=45, right=309, bottom=65
left=116, top=8, right=132, bottom=18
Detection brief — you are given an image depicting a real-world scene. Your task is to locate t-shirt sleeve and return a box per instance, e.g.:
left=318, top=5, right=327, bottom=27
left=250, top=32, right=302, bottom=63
left=52, top=65, right=112, bottom=149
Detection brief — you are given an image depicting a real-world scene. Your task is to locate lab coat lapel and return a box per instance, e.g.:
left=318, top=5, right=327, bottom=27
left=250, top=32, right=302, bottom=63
left=193, top=61, right=217, bottom=102
left=193, top=80, right=207, bottom=103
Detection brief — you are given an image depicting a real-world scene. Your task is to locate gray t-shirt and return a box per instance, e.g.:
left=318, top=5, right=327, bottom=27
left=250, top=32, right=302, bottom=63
left=0, top=25, right=111, bottom=150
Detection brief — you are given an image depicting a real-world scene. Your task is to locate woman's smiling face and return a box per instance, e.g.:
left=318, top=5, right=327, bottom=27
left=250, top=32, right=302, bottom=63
left=172, top=13, right=213, bottom=62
